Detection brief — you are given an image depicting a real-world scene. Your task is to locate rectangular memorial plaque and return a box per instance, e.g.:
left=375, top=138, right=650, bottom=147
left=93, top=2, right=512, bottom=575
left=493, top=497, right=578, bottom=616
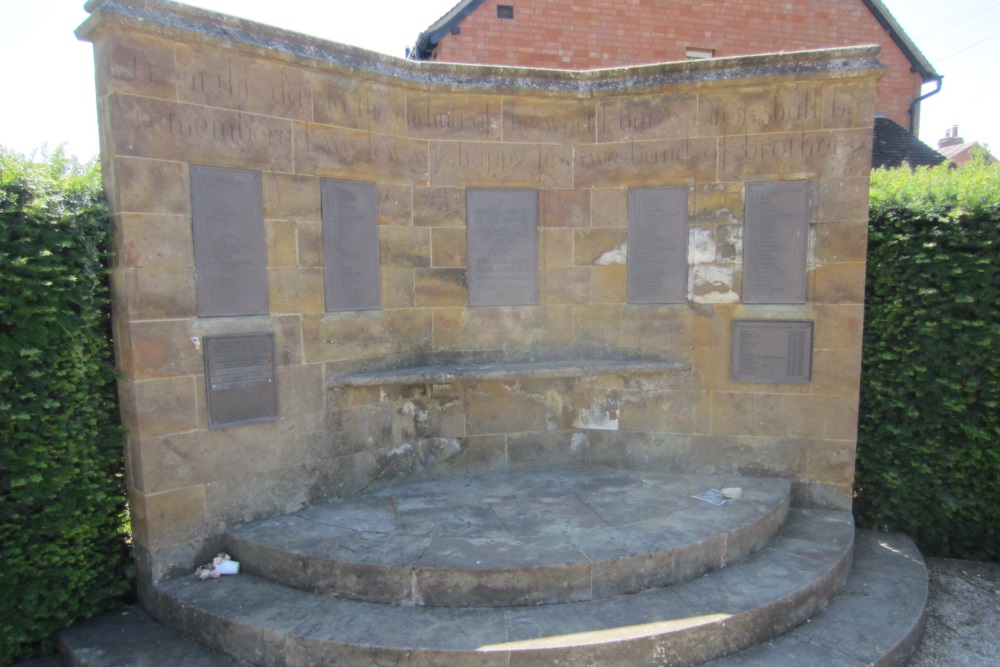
left=628, top=186, right=688, bottom=304
left=190, top=165, right=268, bottom=317
left=731, top=319, right=813, bottom=383
left=204, top=333, right=278, bottom=428
left=321, top=178, right=381, bottom=311
left=742, top=180, right=810, bottom=304
left=467, top=189, right=538, bottom=306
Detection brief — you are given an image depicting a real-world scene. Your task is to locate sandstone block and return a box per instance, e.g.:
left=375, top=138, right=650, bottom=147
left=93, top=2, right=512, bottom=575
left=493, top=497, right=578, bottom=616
left=107, top=94, right=293, bottom=172
left=503, top=97, right=596, bottom=144
left=406, top=92, right=500, bottom=141
left=112, top=158, right=189, bottom=215
left=176, top=44, right=312, bottom=120
left=429, top=141, right=573, bottom=188
left=312, top=75, right=406, bottom=135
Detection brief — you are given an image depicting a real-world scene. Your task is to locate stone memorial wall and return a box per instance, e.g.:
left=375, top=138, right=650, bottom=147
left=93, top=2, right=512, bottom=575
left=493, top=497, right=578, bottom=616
left=78, top=0, right=880, bottom=587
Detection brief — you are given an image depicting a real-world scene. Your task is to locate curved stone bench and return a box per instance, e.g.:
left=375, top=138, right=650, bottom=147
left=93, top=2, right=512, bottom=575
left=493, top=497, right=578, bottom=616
left=327, top=358, right=692, bottom=388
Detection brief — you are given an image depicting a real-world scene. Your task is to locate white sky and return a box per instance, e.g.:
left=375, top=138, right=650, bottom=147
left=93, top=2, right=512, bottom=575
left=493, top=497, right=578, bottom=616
left=0, top=0, right=996, bottom=159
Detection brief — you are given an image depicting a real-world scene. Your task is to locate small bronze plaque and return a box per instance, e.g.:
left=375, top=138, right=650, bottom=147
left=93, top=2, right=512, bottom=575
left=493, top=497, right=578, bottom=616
left=628, top=186, right=688, bottom=304
left=467, top=189, right=538, bottom=306
left=190, top=165, right=268, bottom=317
left=731, top=320, right=813, bottom=383
left=204, top=333, right=278, bottom=428
left=321, top=179, right=381, bottom=311
left=742, top=180, right=810, bottom=304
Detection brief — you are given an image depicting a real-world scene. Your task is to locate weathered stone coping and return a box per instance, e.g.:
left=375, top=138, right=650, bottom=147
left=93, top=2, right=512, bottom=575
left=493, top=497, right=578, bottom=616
left=77, top=0, right=884, bottom=95
left=326, top=358, right=691, bottom=388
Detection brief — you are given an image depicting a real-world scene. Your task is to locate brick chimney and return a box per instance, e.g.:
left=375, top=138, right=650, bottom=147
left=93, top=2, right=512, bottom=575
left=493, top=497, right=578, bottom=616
left=938, top=125, right=964, bottom=148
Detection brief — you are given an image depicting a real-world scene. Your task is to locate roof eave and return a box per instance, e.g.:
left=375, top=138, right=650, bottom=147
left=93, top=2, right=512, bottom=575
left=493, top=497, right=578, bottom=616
left=413, top=0, right=486, bottom=60
left=861, top=0, right=939, bottom=81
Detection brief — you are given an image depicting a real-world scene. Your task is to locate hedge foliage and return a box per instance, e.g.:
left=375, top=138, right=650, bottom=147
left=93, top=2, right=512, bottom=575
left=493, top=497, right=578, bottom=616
left=856, top=158, right=1000, bottom=560
left=0, top=148, right=129, bottom=664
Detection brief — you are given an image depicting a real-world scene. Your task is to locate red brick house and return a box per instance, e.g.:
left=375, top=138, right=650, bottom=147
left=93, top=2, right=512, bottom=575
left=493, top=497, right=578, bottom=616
left=411, top=0, right=939, bottom=134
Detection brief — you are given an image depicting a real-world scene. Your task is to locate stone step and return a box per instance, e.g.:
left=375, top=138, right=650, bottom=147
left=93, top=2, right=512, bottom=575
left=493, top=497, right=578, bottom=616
left=142, top=508, right=854, bottom=667
left=226, top=466, right=791, bottom=607
left=702, top=530, right=928, bottom=666
left=61, top=527, right=926, bottom=667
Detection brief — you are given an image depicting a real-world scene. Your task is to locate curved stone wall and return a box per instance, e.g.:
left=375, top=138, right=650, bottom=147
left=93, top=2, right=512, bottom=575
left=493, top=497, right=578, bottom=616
left=78, top=0, right=881, bottom=585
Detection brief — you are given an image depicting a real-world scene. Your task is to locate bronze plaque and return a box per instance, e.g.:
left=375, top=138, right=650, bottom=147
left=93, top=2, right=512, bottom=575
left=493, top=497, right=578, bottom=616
left=204, top=333, right=278, bottom=428
left=321, top=179, right=381, bottom=311
left=190, top=165, right=268, bottom=317
left=731, top=320, right=813, bottom=383
left=467, top=189, right=538, bottom=306
left=628, top=186, right=688, bottom=304
left=742, top=180, right=810, bottom=304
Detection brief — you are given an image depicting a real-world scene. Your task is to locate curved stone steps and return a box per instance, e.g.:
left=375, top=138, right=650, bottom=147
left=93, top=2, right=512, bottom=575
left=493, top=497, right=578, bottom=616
left=226, top=466, right=791, bottom=607
left=149, top=508, right=854, bottom=667
left=59, top=527, right=928, bottom=667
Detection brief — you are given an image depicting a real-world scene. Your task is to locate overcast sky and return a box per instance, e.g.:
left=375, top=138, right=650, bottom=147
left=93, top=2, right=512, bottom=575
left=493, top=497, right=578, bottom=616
left=0, top=0, right=996, bottom=159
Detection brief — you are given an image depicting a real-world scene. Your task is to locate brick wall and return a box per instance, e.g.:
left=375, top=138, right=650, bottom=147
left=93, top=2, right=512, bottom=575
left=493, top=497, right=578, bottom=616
left=434, top=0, right=923, bottom=129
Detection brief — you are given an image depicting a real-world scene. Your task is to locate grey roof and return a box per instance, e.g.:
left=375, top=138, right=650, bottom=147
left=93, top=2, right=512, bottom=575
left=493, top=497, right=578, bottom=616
left=412, top=0, right=940, bottom=81
left=871, top=116, right=946, bottom=169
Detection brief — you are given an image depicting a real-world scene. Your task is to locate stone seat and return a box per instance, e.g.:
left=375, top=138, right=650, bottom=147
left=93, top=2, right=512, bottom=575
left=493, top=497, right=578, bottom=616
left=226, top=465, right=791, bottom=606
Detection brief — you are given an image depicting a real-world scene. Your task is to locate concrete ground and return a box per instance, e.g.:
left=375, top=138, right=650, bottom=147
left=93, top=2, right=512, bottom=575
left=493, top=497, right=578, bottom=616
left=13, top=556, right=999, bottom=666
left=908, top=557, right=1000, bottom=667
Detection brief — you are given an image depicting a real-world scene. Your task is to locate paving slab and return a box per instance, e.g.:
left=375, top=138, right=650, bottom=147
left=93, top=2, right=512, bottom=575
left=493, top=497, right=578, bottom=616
left=58, top=606, right=248, bottom=666
left=227, top=465, right=791, bottom=606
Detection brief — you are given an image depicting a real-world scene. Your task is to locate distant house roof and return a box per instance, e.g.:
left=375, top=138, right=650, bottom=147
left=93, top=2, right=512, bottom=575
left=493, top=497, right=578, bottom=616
left=411, top=0, right=940, bottom=82
left=872, top=116, right=946, bottom=169
left=937, top=141, right=996, bottom=164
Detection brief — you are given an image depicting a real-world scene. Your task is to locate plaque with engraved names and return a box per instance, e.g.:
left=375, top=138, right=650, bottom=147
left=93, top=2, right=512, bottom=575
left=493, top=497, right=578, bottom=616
left=731, top=320, right=813, bottom=383
left=204, top=333, right=277, bottom=428
left=190, top=165, right=268, bottom=317
left=322, top=179, right=381, bottom=311
left=467, top=189, right=538, bottom=306
left=628, top=186, right=688, bottom=304
left=742, top=180, right=810, bottom=304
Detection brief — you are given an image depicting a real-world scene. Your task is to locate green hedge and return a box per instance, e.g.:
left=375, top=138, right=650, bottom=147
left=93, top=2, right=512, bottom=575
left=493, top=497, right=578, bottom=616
left=0, top=148, right=129, bottom=664
left=856, top=159, right=1000, bottom=560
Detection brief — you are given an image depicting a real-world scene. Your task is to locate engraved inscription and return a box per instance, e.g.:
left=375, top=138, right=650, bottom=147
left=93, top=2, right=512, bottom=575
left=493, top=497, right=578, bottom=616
left=322, top=179, right=381, bottom=311
left=467, top=189, right=538, bottom=306
left=315, top=79, right=404, bottom=132
left=628, top=187, right=688, bottom=304
left=111, top=95, right=293, bottom=171
left=731, top=320, right=813, bottom=383
left=742, top=180, right=810, bottom=304
left=598, top=94, right=696, bottom=142
left=719, top=130, right=871, bottom=179
left=297, top=124, right=428, bottom=182
left=177, top=48, right=311, bottom=119
left=431, top=142, right=572, bottom=187
left=503, top=99, right=595, bottom=142
left=576, top=138, right=717, bottom=187
left=700, top=87, right=820, bottom=136
left=190, top=165, right=268, bottom=317
left=407, top=95, right=495, bottom=139
left=205, top=333, right=278, bottom=428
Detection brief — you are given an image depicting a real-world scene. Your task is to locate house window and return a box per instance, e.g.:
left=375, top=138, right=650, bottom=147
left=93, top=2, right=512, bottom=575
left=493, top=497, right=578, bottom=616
left=497, top=5, right=514, bottom=19
left=686, top=48, right=715, bottom=60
